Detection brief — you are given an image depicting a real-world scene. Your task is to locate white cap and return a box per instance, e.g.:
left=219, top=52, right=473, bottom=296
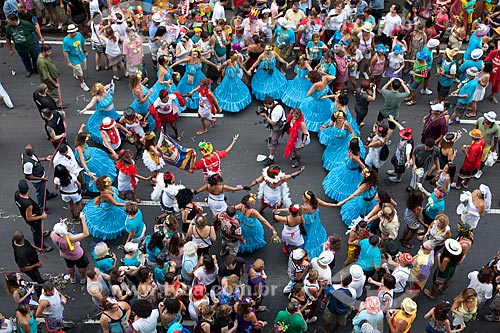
left=124, top=242, right=139, bottom=252
left=349, top=264, right=364, bottom=281
left=291, top=249, right=306, bottom=260
left=430, top=103, right=444, bottom=112
left=471, top=48, right=484, bottom=60
left=318, top=251, right=334, bottom=265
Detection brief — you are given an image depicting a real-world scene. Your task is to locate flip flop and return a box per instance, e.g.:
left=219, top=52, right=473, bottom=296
left=465, top=113, right=477, bottom=118
left=401, top=242, right=414, bottom=249
left=406, top=100, right=416, bottom=106
left=196, top=129, right=208, bottom=135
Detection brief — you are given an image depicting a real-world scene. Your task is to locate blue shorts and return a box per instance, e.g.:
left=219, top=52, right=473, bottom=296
left=409, top=79, right=423, bottom=91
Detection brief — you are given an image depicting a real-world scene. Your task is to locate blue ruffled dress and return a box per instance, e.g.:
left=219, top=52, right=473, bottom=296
left=75, top=144, right=117, bottom=193
left=237, top=210, right=267, bottom=253
left=302, top=207, right=327, bottom=259
left=87, top=91, right=121, bottom=145
left=340, top=186, right=377, bottom=227
left=150, top=68, right=186, bottom=113
left=214, top=64, right=251, bottom=112
left=323, top=157, right=363, bottom=202
left=251, top=58, right=286, bottom=101
left=281, top=67, right=312, bottom=108
left=82, top=187, right=127, bottom=240
left=129, top=84, right=155, bottom=131
left=177, top=63, right=206, bottom=109
left=300, top=87, right=332, bottom=132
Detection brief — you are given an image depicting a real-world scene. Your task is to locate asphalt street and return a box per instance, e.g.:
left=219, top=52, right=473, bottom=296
left=0, top=41, right=499, bottom=333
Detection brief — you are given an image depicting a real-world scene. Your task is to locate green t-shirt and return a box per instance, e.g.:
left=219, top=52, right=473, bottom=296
left=5, top=19, right=36, bottom=54
left=37, top=56, right=60, bottom=90
left=274, top=311, right=307, bottom=333
left=380, top=89, right=410, bottom=119
left=475, top=117, right=500, bottom=147
left=413, top=60, right=429, bottom=83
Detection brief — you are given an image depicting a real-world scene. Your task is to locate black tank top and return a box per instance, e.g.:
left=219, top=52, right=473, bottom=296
left=14, top=191, right=42, bottom=221
left=46, top=111, right=65, bottom=137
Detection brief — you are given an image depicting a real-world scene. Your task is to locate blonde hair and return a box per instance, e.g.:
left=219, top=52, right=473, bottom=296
left=194, top=215, right=207, bottom=228
left=307, top=269, right=319, bottom=282
left=435, top=214, right=449, bottom=228
left=91, top=82, right=105, bottom=96
left=183, top=241, right=198, bottom=256
left=94, top=242, right=109, bottom=258
left=253, top=258, right=265, bottom=271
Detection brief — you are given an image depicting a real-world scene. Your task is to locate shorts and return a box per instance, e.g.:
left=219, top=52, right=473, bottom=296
left=64, top=252, right=89, bottom=268
left=454, top=102, right=467, bottom=115
left=72, top=59, right=87, bottom=77
left=437, top=82, right=452, bottom=98
left=377, top=112, right=397, bottom=129
left=268, top=130, right=282, bottom=150
left=43, top=0, right=56, bottom=8
left=61, top=192, right=82, bottom=203
left=481, top=145, right=491, bottom=162
left=409, top=79, right=423, bottom=91
left=323, top=307, right=348, bottom=326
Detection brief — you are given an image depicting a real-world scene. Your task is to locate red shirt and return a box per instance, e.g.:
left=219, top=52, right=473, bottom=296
left=193, top=150, right=227, bottom=178
left=462, top=138, right=485, bottom=172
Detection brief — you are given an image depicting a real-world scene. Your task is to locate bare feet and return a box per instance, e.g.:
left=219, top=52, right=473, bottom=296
left=210, top=119, right=217, bottom=128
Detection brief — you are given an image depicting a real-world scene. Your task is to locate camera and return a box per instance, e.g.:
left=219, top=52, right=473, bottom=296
left=256, top=106, right=265, bottom=116
left=370, top=83, right=376, bottom=88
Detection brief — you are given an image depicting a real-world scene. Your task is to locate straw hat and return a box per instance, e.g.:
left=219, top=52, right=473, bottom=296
left=444, top=239, right=463, bottom=255
left=401, top=298, right=417, bottom=314
left=445, top=47, right=459, bottom=59
left=362, top=23, right=373, bottom=32
left=67, top=24, right=78, bottom=33
left=469, top=128, right=483, bottom=139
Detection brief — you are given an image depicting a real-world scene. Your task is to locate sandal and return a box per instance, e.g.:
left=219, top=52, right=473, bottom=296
left=405, top=100, right=416, bottom=106
left=113, top=75, right=120, bottom=81
left=196, top=129, right=208, bottom=135
left=423, top=289, right=435, bottom=300
left=210, top=119, right=217, bottom=128
left=465, top=113, right=477, bottom=118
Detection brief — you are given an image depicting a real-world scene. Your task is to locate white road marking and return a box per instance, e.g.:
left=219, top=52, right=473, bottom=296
left=81, top=319, right=196, bottom=326
left=460, top=119, right=500, bottom=125
left=82, top=199, right=208, bottom=207
left=489, top=209, right=500, bottom=215
left=80, top=110, right=224, bottom=118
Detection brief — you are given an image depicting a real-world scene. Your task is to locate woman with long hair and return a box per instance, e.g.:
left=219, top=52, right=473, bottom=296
left=143, top=231, right=165, bottom=265
left=167, top=232, right=186, bottom=269
left=365, top=124, right=389, bottom=171
left=141, top=132, right=165, bottom=183
left=235, top=194, right=276, bottom=254
left=281, top=54, right=313, bottom=109
left=193, top=254, right=219, bottom=292
left=195, top=173, right=244, bottom=219
left=99, top=25, right=127, bottom=80
left=109, top=267, right=134, bottom=301
left=187, top=215, right=216, bottom=256
left=424, top=301, right=464, bottom=333
left=137, top=266, right=159, bottom=306
left=343, top=220, right=370, bottom=267
left=273, top=204, right=305, bottom=256
left=400, top=189, right=425, bottom=249
left=425, top=239, right=463, bottom=299
left=99, top=297, right=132, bottom=333
left=451, top=288, right=478, bottom=328
left=128, top=71, right=155, bottom=132
left=81, top=175, right=127, bottom=240
left=149, top=55, right=185, bottom=112
left=74, top=129, right=117, bottom=194
left=248, top=45, right=288, bottom=101
left=53, top=164, right=82, bottom=220
left=16, top=303, right=38, bottom=333
left=78, top=82, right=121, bottom=145
left=283, top=109, right=310, bottom=168
left=299, top=70, right=335, bottom=132
left=235, top=298, right=266, bottom=333
left=299, top=190, right=334, bottom=258
left=5, top=273, right=38, bottom=309
left=187, top=78, right=222, bottom=135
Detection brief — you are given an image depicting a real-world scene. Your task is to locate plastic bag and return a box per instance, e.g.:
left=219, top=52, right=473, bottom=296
left=485, top=151, right=498, bottom=167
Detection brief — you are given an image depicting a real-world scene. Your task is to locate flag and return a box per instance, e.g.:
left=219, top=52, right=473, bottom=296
left=158, top=130, right=196, bottom=172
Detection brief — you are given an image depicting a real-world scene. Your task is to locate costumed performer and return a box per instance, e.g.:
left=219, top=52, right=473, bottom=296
left=235, top=194, right=277, bottom=254
left=100, top=117, right=131, bottom=160
left=281, top=54, right=313, bottom=109
left=151, top=171, right=185, bottom=222
left=186, top=78, right=222, bottom=135
left=283, top=108, right=310, bottom=169
left=128, top=71, right=156, bottom=131
left=273, top=204, right=305, bottom=256
left=299, top=70, right=335, bottom=132
left=81, top=175, right=127, bottom=240
left=115, top=149, right=151, bottom=202
left=193, top=134, right=239, bottom=181
left=247, top=164, right=305, bottom=214
left=149, top=54, right=185, bottom=113
left=248, top=45, right=288, bottom=101
left=151, top=89, right=182, bottom=140
left=142, top=132, right=165, bottom=182
left=457, top=184, right=491, bottom=229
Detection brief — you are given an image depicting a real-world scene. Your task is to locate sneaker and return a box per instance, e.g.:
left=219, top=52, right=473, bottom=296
left=363, top=72, right=370, bottom=80
left=491, top=95, right=499, bottom=104
left=283, top=282, right=294, bottom=294
left=386, top=170, right=397, bottom=176
left=420, top=88, right=433, bottom=95
left=455, top=117, right=460, bottom=123
left=80, top=82, right=90, bottom=92
left=475, top=170, right=483, bottom=178
left=79, top=278, right=87, bottom=285
left=306, top=316, right=317, bottom=324
left=386, top=140, right=392, bottom=146
left=70, top=276, right=77, bottom=284
left=448, top=120, right=453, bottom=125
left=485, top=314, right=500, bottom=322
left=262, top=157, right=274, bottom=166
left=389, top=176, right=401, bottom=183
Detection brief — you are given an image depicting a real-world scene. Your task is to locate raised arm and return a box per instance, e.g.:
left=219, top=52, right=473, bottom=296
left=225, top=134, right=239, bottom=154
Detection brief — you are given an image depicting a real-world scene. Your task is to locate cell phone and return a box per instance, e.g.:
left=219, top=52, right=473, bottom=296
left=370, top=83, right=376, bottom=88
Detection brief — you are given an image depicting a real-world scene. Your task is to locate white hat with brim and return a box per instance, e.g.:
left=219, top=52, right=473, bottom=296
left=349, top=264, right=364, bottom=281
left=484, top=111, right=497, bottom=122
left=431, top=103, right=444, bottom=112
left=426, top=38, right=440, bottom=48
left=318, top=251, right=334, bottom=265
left=471, top=48, right=484, bottom=60
left=67, top=24, right=78, bottom=33
left=292, top=249, right=306, bottom=260
left=124, top=242, right=139, bottom=252
left=152, top=13, right=162, bottom=23
left=466, top=67, right=479, bottom=77
left=362, top=23, right=373, bottom=32
left=444, top=238, right=462, bottom=256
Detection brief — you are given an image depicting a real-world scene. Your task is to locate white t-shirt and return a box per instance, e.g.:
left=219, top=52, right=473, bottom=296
left=349, top=277, right=366, bottom=299
left=211, top=2, right=226, bottom=23
left=326, top=10, right=347, bottom=31
left=467, top=271, right=493, bottom=304
left=111, top=22, right=127, bottom=41
left=53, top=150, right=83, bottom=174
left=132, top=309, right=159, bottom=333
left=154, top=96, right=178, bottom=115
left=388, top=54, right=404, bottom=70
left=54, top=173, right=79, bottom=193
left=310, top=257, right=332, bottom=285
left=382, top=14, right=402, bottom=37
left=194, top=266, right=219, bottom=285
left=392, top=266, right=411, bottom=293
left=269, top=103, right=286, bottom=123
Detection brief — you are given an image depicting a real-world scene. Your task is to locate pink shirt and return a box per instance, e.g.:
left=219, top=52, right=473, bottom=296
left=50, top=233, right=84, bottom=260
left=123, top=36, right=144, bottom=66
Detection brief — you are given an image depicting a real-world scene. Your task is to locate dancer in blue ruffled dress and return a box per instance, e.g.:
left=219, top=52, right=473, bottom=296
left=82, top=176, right=127, bottom=240
left=323, top=137, right=366, bottom=202
left=74, top=130, right=117, bottom=193
left=149, top=55, right=186, bottom=113
left=78, top=82, right=120, bottom=145
left=248, top=45, right=288, bottom=100
left=299, top=70, right=335, bottom=132
left=319, top=93, right=365, bottom=170
left=300, top=190, right=335, bottom=258
left=234, top=194, right=277, bottom=254
left=172, top=49, right=218, bottom=110
left=129, top=72, right=155, bottom=131
left=335, top=168, right=379, bottom=227
left=214, top=52, right=252, bottom=112
left=281, top=55, right=313, bottom=108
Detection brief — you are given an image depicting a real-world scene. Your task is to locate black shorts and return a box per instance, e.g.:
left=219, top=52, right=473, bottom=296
left=64, top=252, right=89, bottom=268
left=437, top=82, right=451, bottom=98
left=377, top=112, right=397, bottom=129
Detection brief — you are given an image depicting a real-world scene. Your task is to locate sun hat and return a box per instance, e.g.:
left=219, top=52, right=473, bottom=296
left=401, top=298, right=417, bottom=314
left=426, top=38, right=440, bottom=48
left=430, top=103, right=444, bottom=112
left=416, top=51, right=428, bottom=61
left=152, top=13, right=162, bottom=23
left=484, top=111, right=497, bottom=122
left=466, top=67, right=479, bottom=77
left=362, top=23, right=373, bottom=32
left=53, top=221, right=68, bottom=236
left=469, top=128, right=483, bottom=139
left=365, top=296, right=381, bottom=314
left=349, top=264, right=364, bottom=281
left=198, top=140, right=213, bottom=156
left=392, top=44, right=403, bottom=54
left=444, top=238, right=463, bottom=255
left=476, top=23, right=490, bottom=36
left=399, top=127, right=413, bottom=140
left=67, top=24, right=78, bottom=33
left=101, top=117, right=116, bottom=130
left=318, top=251, right=334, bottom=266
left=399, top=252, right=414, bottom=265
left=375, top=44, right=388, bottom=53
left=471, top=48, right=484, bottom=60
left=262, top=8, right=271, bottom=14
left=292, top=248, right=306, bottom=260
left=445, top=47, right=460, bottom=59
left=124, top=242, right=139, bottom=252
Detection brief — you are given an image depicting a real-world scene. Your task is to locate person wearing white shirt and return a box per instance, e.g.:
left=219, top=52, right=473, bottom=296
left=111, top=13, right=127, bottom=42
left=211, top=0, right=227, bottom=23
left=52, top=144, right=88, bottom=193
left=348, top=264, right=366, bottom=299
left=467, top=268, right=494, bottom=305
left=325, top=2, right=347, bottom=43
left=131, top=299, right=160, bottom=333
left=382, top=5, right=402, bottom=45
left=311, top=251, right=334, bottom=285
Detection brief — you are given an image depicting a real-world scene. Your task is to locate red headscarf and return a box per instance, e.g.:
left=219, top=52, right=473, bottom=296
left=283, top=110, right=304, bottom=158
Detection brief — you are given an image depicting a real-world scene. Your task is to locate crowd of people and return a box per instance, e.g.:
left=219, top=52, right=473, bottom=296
left=3, top=0, right=500, bottom=333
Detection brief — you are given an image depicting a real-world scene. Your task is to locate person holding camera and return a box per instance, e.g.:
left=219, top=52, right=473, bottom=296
left=258, top=96, right=287, bottom=166
left=378, top=77, right=411, bottom=142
